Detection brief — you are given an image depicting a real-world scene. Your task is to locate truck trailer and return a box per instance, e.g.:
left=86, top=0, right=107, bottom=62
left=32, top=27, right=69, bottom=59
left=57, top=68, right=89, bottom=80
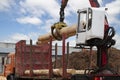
left=1, top=39, right=120, bottom=80
left=2, top=40, right=92, bottom=80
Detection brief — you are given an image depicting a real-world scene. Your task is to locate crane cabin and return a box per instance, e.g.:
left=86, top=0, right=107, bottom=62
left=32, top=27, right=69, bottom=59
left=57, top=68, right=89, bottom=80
left=76, top=7, right=105, bottom=46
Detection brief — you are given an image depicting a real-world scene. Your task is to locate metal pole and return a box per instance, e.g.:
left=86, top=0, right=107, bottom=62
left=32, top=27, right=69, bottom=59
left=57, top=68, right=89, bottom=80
left=67, top=42, right=69, bottom=68
left=89, top=46, right=93, bottom=69
left=30, top=39, right=33, bottom=76
left=21, top=40, right=26, bottom=76
left=97, top=46, right=102, bottom=68
left=55, top=43, right=58, bottom=68
left=49, top=36, right=53, bottom=78
left=62, top=34, right=67, bottom=79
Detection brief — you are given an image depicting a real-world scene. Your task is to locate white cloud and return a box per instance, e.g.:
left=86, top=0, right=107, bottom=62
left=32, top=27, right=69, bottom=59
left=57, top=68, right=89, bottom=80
left=0, top=0, right=15, bottom=11
left=16, top=17, right=42, bottom=25
left=105, top=0, right=120, bottom=25
left=19, top=0, right=60, bottom=18
left=16, top=0, right=61, bottom=26
left=40, top=18, right=58, bottom=33
left=68, top=0, right=90, bottom=11
left=113, top=34, right=120, bottom=49
left=106, top=0, right=120, bottom=15
left=67, top=0, right=102, bottom=12
left=3, top=33, right=30, bottom=43
left=18, top=0, right=104, bottom=22
left=3, top=32, right=39, bottom=44
left=11, top=33, right=30, bottom=41
left=20, top=8, right=26, bottom=14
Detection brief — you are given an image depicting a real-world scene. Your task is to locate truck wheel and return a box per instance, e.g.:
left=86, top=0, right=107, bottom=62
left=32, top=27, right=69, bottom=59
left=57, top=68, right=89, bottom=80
left=7, top=75, right=15, bottom=80
left=71, top=74, right=89, bottom=80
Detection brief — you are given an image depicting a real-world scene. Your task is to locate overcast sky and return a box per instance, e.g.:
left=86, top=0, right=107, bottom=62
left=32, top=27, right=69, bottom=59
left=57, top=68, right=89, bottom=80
left=0, top=0, right=120, bottom=49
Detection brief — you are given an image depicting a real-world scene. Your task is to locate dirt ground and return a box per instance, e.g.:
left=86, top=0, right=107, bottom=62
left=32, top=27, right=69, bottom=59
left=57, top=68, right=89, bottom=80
left=54, top=47, right=120, bottom=74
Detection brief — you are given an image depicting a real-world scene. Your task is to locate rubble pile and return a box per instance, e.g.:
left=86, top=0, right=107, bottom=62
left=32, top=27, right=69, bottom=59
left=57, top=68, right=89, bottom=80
left=55, top=48, right=120, bottom=74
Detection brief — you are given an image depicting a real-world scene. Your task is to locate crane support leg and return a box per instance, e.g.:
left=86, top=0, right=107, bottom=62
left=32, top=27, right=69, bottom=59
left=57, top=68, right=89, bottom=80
left=97, top=46, right=108, bottom=69
left=95, top=27, right=116, bottom=74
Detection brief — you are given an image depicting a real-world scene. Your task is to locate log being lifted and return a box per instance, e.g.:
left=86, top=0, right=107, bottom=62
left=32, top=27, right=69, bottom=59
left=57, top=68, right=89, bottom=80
left=37, top=24, right=77, bottom=45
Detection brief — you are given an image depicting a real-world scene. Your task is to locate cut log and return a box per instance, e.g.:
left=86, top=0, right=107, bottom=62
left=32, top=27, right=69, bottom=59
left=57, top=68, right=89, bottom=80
left=24, top=69, right=92, bottom=76
left=37, top=25, right=77, bottom=45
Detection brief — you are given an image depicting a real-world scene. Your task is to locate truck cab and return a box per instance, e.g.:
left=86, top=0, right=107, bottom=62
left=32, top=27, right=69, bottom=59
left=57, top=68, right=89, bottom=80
left=3, top=52, right=15, bottom=78
left=76, top=7, right=105, bottom=46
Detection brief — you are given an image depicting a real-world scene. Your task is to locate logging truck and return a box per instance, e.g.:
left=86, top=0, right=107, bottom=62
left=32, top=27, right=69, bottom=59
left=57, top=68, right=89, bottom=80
left=2, top=40, right=93, bottom=80
left=2, top=38, right=120, bottom=80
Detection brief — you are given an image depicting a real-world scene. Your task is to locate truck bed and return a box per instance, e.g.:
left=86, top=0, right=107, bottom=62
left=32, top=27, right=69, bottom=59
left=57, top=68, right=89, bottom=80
left=15, top=40, right=52, bottom=78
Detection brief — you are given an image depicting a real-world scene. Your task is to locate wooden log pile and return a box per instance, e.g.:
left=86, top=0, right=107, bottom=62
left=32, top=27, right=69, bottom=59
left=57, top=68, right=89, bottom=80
left=24, top=69, right=93, bottom=76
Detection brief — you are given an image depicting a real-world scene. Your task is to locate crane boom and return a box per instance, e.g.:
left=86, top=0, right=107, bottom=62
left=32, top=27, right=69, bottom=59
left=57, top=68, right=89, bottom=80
left=89, top=0, right=100, bottom=7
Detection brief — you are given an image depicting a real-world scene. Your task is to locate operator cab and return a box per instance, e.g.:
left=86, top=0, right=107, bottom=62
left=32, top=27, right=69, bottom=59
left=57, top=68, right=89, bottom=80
left=76, top=7, right=105, bottom=46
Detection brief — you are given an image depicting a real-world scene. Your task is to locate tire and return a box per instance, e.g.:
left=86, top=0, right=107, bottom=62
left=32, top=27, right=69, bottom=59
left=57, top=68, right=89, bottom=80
left=7, top=74, right=15, bottom=80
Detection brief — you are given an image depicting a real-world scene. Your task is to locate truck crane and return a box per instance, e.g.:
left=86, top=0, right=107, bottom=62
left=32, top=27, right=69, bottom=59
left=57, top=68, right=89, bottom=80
left=37, top=0, right=120, bottom=80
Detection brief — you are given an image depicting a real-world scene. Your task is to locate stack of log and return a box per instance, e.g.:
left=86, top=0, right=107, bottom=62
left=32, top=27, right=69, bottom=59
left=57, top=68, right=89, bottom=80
left=25, top=69, right=92, bottom=76
left=25, top=69, right=93, bottom=76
